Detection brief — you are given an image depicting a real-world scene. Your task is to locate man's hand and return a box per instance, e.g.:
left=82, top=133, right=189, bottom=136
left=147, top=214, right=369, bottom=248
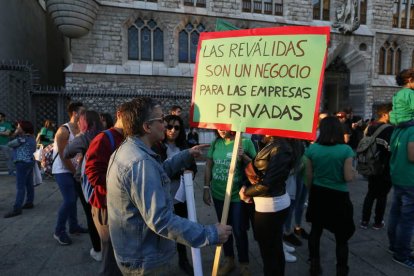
left=215, top=223, right=232, bottom=244
left=189, top=144, right=210, bottom=158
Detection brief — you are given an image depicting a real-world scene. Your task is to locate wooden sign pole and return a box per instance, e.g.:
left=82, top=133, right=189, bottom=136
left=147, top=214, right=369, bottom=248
left=211, top=131, right=242, bottom=276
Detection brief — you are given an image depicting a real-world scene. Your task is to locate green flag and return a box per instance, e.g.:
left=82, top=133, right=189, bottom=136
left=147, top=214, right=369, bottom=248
left=215, top=19, right=240, bottom=31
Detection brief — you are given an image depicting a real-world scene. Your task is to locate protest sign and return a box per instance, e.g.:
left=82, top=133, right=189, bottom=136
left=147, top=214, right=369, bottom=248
left=190, top=26, right=330, bottom=140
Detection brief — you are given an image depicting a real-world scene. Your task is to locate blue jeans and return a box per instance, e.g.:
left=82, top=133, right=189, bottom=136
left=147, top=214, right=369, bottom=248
left=295, top=178, right=308, bottom=226
left=54, top=173, right=79, bottom=234
left=14, top=161, right=34, bottom=210
left=213, top=198, right=249, bottom=263
left=387, top=185, right=414, bottom=261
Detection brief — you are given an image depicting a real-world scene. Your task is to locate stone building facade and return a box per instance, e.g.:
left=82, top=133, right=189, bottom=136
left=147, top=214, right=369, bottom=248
left=50, top=0, right=414, bottom=120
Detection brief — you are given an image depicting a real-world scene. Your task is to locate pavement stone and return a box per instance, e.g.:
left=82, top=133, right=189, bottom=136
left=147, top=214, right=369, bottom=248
left=0, top=165, right=413, bottom=276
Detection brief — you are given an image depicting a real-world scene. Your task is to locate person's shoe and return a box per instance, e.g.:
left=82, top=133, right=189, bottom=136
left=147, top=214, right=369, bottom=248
left=69, top=226, right=88, bottom=235
left=4, top=209, right=22, bottom=218
left=294, top=227, right=310, bottom=239
left=218, top=256, right=235, bottom=276
left=372, top=221, right=385, bottom=230
left=239, top=262, right=250, bottom=276
left=284, top=250, right=297, bottom=263
left=22, top=202, right=34, bottom=209
left=283, top=233, right=302, bottom=246
left=178, top=258, right=194, bottom=276
left=359, top=221, right=369, bottom=229
left=53, top=232, right=72, bottom=245
left=90, top=248, right=102, bottom=262
left=392, top=256, right=414, bottom=270
left=283, top=242, right=295, bottom=253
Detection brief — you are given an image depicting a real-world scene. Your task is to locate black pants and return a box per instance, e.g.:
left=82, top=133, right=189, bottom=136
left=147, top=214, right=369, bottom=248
left=74, top=181, right=101, bottom=252
left=308, top=222, right=349, bottom=272
left=361, top=174, right=392, bottom=224
left=174, top=202, right=189, bottom=262
left=255, top=208, right=289, bottom=276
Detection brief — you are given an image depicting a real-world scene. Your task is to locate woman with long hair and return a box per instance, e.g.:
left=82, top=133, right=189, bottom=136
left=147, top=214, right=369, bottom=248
left=100, top=113, right=114, bottom=129
left=204, top=130, right=256, bottom=276
left=64, top=110, right=104, bottom=261
left=4, top=121, right=36, bottom=218
left=36, top=119, right=55, bottom=146
left=239, top=136, right=300, bottom=276
left=304, top=116, right=355, bottom=276
left=154, top=114, right=197, bottom=275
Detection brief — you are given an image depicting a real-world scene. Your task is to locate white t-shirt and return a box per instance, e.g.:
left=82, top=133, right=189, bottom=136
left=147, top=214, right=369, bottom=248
left=52, top=123, right=77, bottom=174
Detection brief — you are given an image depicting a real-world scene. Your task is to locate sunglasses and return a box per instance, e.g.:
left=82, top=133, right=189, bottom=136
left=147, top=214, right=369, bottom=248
left=146, top=115, right=165, bottom=124
left=166, top=125, right=180, bottom=131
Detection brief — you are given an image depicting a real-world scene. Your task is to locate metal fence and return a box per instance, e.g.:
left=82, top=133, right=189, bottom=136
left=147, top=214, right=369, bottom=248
left=1, top=60, right=194, bottom=132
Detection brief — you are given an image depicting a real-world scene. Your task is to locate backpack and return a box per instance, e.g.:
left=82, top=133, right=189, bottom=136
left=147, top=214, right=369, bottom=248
left=80, top=129, right=115, bottom=202
left=356, top=124, right=390, bottom=177
left=40, top=125, right=69, bottom=176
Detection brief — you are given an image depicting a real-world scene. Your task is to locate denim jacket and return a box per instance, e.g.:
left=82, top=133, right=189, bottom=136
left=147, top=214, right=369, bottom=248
left=107, top=136, right=218, bottom=272
left=8, top=135, right=36, bottom=163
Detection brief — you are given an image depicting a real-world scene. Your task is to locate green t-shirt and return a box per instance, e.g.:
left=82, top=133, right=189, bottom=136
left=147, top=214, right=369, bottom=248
left=38, top=127, right=54, bottom=146
left=390, top=87, right=414, bottom=125
left=390, top=126, right=414, bottom=187
left=304, top=143, right=354, bottom=192
left=0, top=121, right=13, bottom=145
left=207, top=138, right=256, bottom=202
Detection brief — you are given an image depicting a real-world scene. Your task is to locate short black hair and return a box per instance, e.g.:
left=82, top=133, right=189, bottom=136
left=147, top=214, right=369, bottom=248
left=67, top=102, right=84, bottom=117
left=0, top=112, right=5, bottom=117
left=316, top=116, right=345, bottom=145
left=396, top=68, right=414, bottom=86
left=376, top=103, right=392, bottom=117
left=170, top=105, right=182, bottom=112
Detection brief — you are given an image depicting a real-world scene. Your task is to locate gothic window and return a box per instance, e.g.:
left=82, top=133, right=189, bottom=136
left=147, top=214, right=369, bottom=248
left=358, top=0, right=367, bottom=25
left=242, top=0, right=283, bottom=16
left=184, top=0, right=206, bottom=7
left=379, top=41, right=401, bottom=75
left=128, top=18, right=164, bottom=61
left=179, top=23, right=205, bottom=63
left=313, top=0, right=330, bottom=21
left=393, top=0, right=414, bottom=29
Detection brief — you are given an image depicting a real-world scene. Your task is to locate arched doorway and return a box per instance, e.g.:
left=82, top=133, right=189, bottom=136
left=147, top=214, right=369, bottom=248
left=322, top=56, right=350, bottom=114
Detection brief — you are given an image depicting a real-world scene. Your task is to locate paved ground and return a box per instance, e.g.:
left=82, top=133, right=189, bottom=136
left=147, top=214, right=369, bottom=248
left=0, top=164, right=413, bottom=276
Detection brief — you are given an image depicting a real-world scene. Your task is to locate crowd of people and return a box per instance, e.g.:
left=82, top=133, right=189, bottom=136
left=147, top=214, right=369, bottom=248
left=0, top=69, right=414, bottom=276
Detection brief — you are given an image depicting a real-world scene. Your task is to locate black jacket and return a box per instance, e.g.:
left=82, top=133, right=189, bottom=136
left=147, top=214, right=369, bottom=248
left=244, top=138, right=293, bottom=198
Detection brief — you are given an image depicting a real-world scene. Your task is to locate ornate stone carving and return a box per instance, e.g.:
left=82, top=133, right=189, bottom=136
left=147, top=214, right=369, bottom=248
left=46, top=0, right=99, bottom=38
left=332, top=0, right=360, bottom=34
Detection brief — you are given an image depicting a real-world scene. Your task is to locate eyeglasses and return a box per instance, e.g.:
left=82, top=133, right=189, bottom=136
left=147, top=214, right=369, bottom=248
left=146, top=115, right=165, bottom=124
left=166, top=125, right=180, bottom=131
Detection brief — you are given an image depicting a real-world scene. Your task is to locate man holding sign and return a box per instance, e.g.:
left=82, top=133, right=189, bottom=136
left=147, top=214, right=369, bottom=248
left=106, top=98, right=232, bottom=275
